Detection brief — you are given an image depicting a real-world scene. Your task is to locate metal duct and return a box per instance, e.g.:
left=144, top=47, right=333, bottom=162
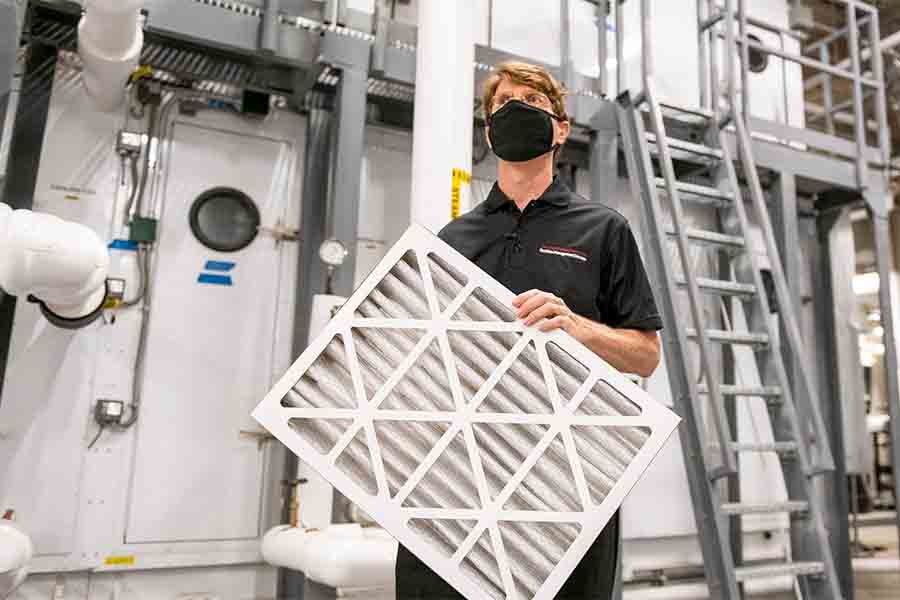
left=254, top=225, right=679, bottom=600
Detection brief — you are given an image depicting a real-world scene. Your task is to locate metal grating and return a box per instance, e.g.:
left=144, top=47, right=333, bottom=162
left=253, top=225, right=680, bottom=600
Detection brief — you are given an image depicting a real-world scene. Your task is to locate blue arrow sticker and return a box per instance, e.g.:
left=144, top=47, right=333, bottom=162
left=108, top=239, right=139, bottom=251
left=204, top=260, right=236, bottom=272
left=197, top=274, right=233, bottom=286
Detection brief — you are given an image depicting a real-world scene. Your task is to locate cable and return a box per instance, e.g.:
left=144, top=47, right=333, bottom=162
left=88, top=425, right=105, bottom=449
left=120, top=245, right=147, bottom=308
left=121, top=154, right=140, bottom=227
left=119, top=248, right=153, bottom=429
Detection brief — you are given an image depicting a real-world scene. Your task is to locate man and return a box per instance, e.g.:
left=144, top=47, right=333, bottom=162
left=396, top=61, right=662, bottom=599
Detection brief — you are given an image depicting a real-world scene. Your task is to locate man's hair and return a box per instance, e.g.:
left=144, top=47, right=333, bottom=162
left=481, top=61, right=569, bottom=121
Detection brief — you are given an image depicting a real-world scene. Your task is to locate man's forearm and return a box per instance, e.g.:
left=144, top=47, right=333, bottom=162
left=572, top=316, right=661, bottom=377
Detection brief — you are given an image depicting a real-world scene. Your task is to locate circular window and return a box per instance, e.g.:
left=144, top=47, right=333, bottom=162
left=746, top=34, right=769, bottom=73
left=189, top=187, right=260, bottom=252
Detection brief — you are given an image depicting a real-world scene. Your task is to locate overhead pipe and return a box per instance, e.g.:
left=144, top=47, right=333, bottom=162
left=77, top=0, right=144, bottom=112
left=409, top=0, right=474, bottom=233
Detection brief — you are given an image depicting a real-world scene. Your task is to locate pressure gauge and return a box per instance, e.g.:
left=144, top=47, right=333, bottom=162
left=319, top=239, right=348, bottom=267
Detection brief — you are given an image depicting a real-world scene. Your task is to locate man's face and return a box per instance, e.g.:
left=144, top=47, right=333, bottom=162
left=486, top=78, right=571, bottom=156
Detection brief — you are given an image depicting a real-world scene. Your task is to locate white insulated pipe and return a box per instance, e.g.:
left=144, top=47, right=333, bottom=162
left=261, top=524, right=397, bottom=590
left=409, top=0, right=474, bottom=233
left=0, top=204, right=109, bottom=319
left=77, top=0, right=144, bottom=112
left=0, top=516, right=32, bottom=598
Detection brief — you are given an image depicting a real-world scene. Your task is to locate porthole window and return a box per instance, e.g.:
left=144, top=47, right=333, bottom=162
left=189, top=187, right=260, bottom=252
left=746, top=34, right=769, bottom=74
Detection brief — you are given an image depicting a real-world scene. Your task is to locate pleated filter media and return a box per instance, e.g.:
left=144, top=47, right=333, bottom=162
left=253, top=225, right=680, bottom=600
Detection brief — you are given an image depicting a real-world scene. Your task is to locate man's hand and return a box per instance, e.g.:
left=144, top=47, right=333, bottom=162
left=512, top=288, right=661, bottom=377
left=512, top=289, right=583, bottom=337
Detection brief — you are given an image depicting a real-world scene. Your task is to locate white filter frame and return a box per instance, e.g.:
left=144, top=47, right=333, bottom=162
left=253, top=224, right=680, bottom=600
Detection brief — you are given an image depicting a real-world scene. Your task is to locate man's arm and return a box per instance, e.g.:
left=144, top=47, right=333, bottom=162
left=513, top=289, right=661, bottom=378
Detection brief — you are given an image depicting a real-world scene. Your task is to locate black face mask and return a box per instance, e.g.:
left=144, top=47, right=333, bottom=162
left=487, top=100, right=564, bottom=162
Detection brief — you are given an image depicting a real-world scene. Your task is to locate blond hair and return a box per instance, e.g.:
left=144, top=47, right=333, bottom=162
left=481, top=61, right=569, bottom=120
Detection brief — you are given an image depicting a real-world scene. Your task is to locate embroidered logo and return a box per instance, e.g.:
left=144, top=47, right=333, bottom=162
left=539, top=245, right=589, bottom=262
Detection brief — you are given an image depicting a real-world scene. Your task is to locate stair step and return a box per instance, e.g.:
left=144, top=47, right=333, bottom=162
left=730, top=441, right=798, bottom=454
left=655, top=178, right=732, bottom=204
left=647, top=133, right=724, bottom=160
left=664, top=226, right=745, bottom=249
left=721, top=501, right=808, bottom=516
left=658, top=101, right=715, bottom=121
left=734, top=561, right=825, bottom=582
left=686, top=329, right=770, bottom=346
left=698, top=384, right=782, bottom=397
left=675, top=277, right=756, bottom=297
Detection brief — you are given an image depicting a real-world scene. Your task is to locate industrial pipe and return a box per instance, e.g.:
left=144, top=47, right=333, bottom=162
left=0, top=512, right=32, bottom=598
left=261, top=524, right=397, bottom=590
left=409, top=0, right=474, bottom=232
left=0, top=204, right=109, bottom=325
left=77, top=0, right=144, bottom=112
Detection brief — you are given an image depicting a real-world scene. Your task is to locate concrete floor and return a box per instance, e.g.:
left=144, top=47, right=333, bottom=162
left=852, top=523, right=900, bottom=600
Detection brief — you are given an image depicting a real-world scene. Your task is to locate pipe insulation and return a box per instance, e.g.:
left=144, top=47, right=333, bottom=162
left=77, top=0, right=144, bottom=112
left=0, top=515, right=32, bottom=598
left=253, top=226, right=679, bottom=600
left=0, top=204, right=108, bottom=319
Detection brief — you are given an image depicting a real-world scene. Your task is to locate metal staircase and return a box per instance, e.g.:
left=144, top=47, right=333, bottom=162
left=613, top=1, right=848, bottom=598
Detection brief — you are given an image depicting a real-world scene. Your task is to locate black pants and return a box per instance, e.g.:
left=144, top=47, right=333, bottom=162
left=396, top=511, right=619, bottom=600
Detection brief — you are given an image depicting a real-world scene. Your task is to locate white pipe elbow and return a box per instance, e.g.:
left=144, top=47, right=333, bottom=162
left=0, top=517, right=32, bottom=598
left=77, top=0, right=144, bottom=112
left=261, top=525, right=397, bottom=590
left=0, top=204, right=109, bottom=321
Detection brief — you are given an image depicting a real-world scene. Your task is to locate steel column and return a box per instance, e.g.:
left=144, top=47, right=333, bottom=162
left=596, top=0, right=609, bottom=97
left=868, top=203, right=900, bottom=552
left=814, top=210, right=854, bottom=599
left=276, top=103, right=335, bottom=600
left=328, top=66, right=367, bottom=297
left=560, top=0, right=575, bottom=90
left=846, top=2, right=869, bottom=187
left=616, top=0, right=625, bottom=95
left=0, top=43, right=58, bottom=402
left=589, top=101, right=619, bottom=210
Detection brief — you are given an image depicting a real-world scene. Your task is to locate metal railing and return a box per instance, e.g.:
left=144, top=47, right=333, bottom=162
left=695, top=0, right=892, bottom=187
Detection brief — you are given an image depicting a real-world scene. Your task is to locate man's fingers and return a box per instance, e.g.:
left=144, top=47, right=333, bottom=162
left=538, top=315, right=568, bottom=332
left=523, top=302, right=564, bottom=326
left=512, top=289, right=541, bottom=308
left=517, top=292, right=559, bottom=318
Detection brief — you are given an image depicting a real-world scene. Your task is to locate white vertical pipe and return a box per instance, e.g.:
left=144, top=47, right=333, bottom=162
left=409, top=1, right=474, bottom=234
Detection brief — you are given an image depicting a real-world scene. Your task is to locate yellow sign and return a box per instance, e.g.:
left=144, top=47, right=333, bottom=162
left=451, top=168, right=472, bottom=220
left=104, top=555, right=135, bottom=566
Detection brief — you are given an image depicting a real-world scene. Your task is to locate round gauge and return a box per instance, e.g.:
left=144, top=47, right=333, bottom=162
left=319, top=239, right=348, bottom=267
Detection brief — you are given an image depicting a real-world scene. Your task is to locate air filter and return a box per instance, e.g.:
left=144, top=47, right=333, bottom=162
left=253, top=225, right=679, bottom=600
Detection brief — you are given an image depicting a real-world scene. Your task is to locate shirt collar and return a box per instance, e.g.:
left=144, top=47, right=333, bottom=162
left=484, top=177, right=572, bottom=214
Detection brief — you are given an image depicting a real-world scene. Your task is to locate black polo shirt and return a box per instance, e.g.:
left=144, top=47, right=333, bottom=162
left=440, top=177, right=662, bottom=331
left=395, top=178, right=662, bottom=600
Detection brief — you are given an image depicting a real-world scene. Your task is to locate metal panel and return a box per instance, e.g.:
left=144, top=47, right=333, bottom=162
left=253, top=225, right=680, bottom=600
left=125, top=117, right=302, bottom=543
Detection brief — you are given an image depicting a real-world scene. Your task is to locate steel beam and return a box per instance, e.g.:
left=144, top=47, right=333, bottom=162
left=277, top=103, right=335, bottom=600
left=814, top=210, right=854, bottom=599
left=867, top=198, right=900, bottom=553
left=327, top=64, right=367, bottom=297
left=589, top=101, right=619, bottom=211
